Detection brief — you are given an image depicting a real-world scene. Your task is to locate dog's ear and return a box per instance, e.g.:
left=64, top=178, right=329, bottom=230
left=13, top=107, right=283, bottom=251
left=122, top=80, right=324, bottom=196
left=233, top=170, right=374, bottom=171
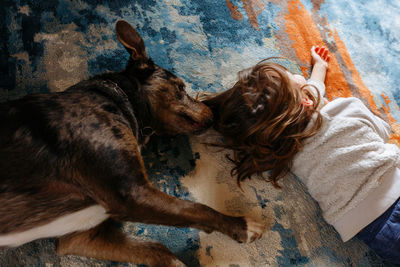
left=116, top=20, right=147, bottom=60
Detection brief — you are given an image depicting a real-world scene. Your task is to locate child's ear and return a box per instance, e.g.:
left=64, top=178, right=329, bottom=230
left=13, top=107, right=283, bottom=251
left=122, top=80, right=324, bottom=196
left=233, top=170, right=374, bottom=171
left=302, top=97, right=314, bottom=108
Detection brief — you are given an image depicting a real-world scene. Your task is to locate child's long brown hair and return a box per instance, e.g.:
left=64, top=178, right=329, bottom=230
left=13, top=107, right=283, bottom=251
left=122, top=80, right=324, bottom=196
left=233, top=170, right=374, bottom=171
left=203, top=59, right=323, bottom=188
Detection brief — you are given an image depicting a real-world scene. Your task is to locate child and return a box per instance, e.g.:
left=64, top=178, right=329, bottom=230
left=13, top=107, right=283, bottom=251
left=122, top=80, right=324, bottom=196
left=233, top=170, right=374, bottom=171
left=203, top=46, right=400, bottom=264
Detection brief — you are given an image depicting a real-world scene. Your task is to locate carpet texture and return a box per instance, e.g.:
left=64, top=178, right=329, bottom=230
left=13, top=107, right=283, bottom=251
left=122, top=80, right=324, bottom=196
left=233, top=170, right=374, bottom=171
left=1, top=0, right=400, bottom=266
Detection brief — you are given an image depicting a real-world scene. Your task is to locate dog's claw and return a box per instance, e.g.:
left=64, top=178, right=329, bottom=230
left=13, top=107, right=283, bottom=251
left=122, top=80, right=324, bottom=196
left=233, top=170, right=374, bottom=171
left=245, top=217, right=264, bottom=243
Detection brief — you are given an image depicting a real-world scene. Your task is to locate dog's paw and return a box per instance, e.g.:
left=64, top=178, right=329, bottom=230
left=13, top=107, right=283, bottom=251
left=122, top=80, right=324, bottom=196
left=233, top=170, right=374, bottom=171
left=162, top=259, right=186, bottom=267
left=244, top=217, right=264, bottom=243
left=173, top=259, right=187, bottom=267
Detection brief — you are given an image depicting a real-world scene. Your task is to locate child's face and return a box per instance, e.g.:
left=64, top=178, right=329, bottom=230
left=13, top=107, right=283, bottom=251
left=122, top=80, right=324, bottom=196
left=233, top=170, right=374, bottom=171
left=286, top=71, right=306, bottom=91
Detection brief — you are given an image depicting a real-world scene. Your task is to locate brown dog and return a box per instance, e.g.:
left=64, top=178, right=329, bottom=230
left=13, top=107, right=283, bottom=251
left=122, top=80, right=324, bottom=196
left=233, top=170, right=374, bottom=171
left=0, top=20, right=263, bottom=266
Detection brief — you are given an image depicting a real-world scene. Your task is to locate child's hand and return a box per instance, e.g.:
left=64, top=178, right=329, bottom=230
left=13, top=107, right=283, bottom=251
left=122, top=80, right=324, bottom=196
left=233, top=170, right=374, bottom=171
left=311, top=46, right=330, bottom=68
left=309, top=46, right=329, bottom=89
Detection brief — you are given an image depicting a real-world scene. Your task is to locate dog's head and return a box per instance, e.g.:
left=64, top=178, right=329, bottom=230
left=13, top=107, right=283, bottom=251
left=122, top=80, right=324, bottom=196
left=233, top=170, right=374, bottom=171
left=115, top=20, right=213, bottom=135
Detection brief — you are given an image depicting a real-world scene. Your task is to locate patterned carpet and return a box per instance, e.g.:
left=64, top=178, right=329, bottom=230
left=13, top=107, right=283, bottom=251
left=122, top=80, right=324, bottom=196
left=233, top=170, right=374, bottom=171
left=1, top=0, right=400, bottom=266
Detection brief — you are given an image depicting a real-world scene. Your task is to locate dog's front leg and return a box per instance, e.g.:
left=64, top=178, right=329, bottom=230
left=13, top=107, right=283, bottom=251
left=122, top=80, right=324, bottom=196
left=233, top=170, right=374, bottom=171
left=56, top=219, right=185, bottom=267
left=119, top=184, right=263, bottom=244
left=76, top=132, right=263, bottom=244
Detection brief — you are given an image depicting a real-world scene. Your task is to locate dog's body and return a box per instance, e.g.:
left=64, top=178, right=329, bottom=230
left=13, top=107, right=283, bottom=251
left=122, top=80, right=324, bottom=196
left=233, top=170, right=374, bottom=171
left=0, top=20, right=262, bottom=266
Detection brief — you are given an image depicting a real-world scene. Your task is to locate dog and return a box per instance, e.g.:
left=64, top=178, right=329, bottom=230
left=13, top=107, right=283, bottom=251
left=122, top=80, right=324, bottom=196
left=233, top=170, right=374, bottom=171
left=0, top=20, right=263, bottom=266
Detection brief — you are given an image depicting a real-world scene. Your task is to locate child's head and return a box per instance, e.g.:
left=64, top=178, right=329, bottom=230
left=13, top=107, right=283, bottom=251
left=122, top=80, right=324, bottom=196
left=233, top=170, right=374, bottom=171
left=203, top=58, right=322, bottom=187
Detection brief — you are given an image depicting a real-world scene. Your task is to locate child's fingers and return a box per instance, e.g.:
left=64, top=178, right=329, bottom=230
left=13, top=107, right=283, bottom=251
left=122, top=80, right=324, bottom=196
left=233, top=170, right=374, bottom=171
left=311, top=45, right=319, bottom=53
left=322, top=49, right=329, bottom=60
left=318, top=47, right=325, bottom=57
left=311, top=45, right=331, bottom=62
left=319, top=46, right=331, bottom=62
left=311, top=45, right=330, bottom=63
left=326, top=55, right=331, bottom=62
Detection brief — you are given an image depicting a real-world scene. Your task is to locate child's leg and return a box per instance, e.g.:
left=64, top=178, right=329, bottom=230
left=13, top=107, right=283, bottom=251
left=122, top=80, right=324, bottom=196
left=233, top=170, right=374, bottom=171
left=356, top=197, right=400, bottom=265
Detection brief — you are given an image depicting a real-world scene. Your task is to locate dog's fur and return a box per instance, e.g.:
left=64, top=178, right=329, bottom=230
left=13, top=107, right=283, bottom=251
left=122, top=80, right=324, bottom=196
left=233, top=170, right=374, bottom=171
left=0, top=20, right=263, bottom=266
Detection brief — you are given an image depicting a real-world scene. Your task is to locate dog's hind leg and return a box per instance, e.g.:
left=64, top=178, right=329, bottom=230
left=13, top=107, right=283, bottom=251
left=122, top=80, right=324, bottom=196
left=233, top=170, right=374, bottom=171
left=56, top=219, right=185, bottom=267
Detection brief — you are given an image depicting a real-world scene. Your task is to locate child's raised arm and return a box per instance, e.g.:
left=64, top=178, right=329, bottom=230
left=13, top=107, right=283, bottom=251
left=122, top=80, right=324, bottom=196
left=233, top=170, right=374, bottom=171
left=310, top=46, right=330, bottom=85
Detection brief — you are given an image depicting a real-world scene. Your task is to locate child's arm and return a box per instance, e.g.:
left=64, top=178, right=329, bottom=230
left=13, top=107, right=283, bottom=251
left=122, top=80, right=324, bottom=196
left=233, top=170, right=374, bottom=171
left=307, top=46, right=330, bottom=104
left=310, top=46, right=330, bottom=83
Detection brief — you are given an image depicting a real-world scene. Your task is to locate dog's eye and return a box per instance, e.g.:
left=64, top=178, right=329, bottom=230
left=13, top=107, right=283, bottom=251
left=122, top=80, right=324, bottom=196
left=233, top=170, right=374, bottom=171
left=174, top=84, right=185, bottom=99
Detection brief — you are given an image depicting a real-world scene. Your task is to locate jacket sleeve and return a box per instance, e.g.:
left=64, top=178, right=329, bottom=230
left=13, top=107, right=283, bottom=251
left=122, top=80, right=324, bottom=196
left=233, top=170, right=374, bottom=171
left=323, top=97, right=392, bottom=142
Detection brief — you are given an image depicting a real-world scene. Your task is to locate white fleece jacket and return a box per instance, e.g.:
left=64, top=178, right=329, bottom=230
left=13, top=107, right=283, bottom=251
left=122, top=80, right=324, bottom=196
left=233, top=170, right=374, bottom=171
left=291, top=80, right=400, bottom=241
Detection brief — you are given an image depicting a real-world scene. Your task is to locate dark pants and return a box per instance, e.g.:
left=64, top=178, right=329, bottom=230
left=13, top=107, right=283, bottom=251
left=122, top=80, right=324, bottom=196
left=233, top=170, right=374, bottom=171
left=356, top=198, right=400, bottom=266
